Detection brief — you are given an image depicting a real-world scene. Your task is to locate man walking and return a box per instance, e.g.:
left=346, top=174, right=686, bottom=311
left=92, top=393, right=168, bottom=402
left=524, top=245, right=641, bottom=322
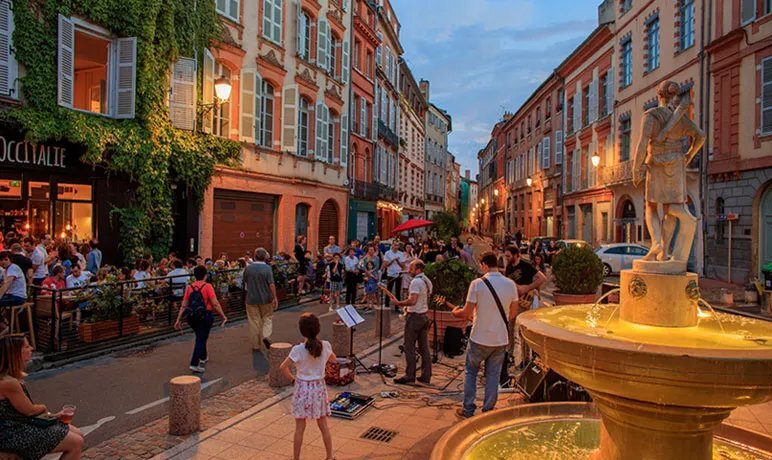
left=243, top=248, right=278, bottom=352
left=380, top=259, right=433, bottom=385
left=446, top=251, right=520, bottom=418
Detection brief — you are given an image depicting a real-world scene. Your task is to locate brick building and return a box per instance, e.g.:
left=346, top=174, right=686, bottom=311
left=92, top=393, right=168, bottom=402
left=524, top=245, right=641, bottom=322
left=398, top=60, right=428, bottom=221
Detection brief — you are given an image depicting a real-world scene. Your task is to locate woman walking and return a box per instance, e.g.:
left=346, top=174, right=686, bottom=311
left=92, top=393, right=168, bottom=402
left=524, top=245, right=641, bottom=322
left=174, top=265, right=228, bottom=373
left=280, top=313, right=336, bottom=460
left=325, top=253, right=344, bottom=312
left=0, top=335, right=84, bottom=460
left=294, top=236, right=308, bottom=295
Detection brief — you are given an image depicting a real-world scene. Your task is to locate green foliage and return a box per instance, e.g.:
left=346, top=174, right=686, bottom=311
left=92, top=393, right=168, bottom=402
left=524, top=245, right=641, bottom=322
left=85, top=275, right=138, bottom=322
left=551, top=245, right=604, bottom=295
left=431, top=210, right=462, bottom=242
left=6, top=0, right=240, bottom=263
left=424, top=259, right=476, bottom=309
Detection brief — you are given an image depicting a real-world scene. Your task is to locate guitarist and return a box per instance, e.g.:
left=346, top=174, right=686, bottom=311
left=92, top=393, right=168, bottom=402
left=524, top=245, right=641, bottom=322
left=503, top=246, right=547, bottom=368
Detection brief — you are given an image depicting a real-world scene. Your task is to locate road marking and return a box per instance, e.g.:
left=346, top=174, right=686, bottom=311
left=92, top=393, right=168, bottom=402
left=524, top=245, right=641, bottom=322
left=125, top=378, right=223, bottom=415
left=81, top=416, right=116, bottom=436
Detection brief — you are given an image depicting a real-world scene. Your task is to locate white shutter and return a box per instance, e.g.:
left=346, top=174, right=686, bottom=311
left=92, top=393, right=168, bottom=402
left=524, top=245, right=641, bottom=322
left=341, top=40, right=350, bottom=84
left=315, top=101, right=323, bottom=159
left=761, top=58, right=772, bottom=134
left=542, top=137, right=551, bottom=169
left=574, top=91, right=582, bottom=130
left=281, top=85, right=298, bottom=152
left=317, top=20, right=328, bottom=70
left=297, top=4, right=306, bottom=59
left=340, top=113, right=348, bottom=166
left=375, top=44, right=382, bottom=69
left=589, top=78, right=598, bottom=122
left=240, top=68, right=255, bottom=141
left=57, top=14, right=74, bottom=108
left=606, top=66, right=614, bottom=116
left=254, top=73, right=263, bottom=144
left=536, top=140, right=543, bottom=171
left=202, top=48, right=215, bottom=133
left=0, top=1, right=16, bottom=99
left=555, top=130, right=563, bottom=164
left=360, top=98, right=367, bottom=137
left=326, top=29, right=333, bottom=71
left=113, top=37, right=137, bottom=119
left=323, top=105, right=329, bottom=162
left=170, top=57, right=197, bottom=131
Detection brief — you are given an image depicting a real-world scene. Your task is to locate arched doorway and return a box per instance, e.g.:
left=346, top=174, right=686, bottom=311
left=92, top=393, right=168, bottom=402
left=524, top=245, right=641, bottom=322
left=760, top=185, right=772, bottom=277
left=318, top=199, right=339, bottom=251
left=295, top=203, right=309, bottom=241
left=619, top=199, right=636, bottom=243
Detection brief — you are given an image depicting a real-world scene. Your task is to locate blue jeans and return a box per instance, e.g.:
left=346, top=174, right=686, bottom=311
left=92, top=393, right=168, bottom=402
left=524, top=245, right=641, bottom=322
left=463, top=341, right=506, bottom=416
left=189, top=311, right=214, bottom=366
left=0, top=295, right=26, bottom=308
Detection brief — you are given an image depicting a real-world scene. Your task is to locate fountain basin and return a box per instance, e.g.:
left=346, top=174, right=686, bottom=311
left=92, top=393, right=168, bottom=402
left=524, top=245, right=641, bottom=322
left=429, top=402, right=772, bottom=460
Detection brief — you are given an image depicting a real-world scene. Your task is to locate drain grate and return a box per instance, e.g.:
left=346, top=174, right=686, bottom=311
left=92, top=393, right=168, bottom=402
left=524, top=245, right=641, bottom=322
left=360, top=426, right=398, bottom=443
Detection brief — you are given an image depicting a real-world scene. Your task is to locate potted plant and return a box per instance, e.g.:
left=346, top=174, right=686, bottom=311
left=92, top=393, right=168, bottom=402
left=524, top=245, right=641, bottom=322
left=551, top=245, right=604, bottom=305
left=271, top=258, right=298, bottom=301
left=424, top=259, right=477, bottom=347
left=79, top=276, right=140, bottom=343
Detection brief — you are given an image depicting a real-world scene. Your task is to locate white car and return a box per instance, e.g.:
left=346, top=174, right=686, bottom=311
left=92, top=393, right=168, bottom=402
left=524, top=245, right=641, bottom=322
left=595, top=243, right=650, bottom=277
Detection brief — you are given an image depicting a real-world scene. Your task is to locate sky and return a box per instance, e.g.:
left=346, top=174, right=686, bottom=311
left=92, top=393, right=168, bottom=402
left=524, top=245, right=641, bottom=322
left=391, top=0, right=601, bottom=176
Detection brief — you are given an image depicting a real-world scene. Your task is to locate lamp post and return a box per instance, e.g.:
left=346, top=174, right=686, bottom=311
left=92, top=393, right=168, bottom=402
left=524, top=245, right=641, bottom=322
left=526, top=177, right=533, bottom=187
left=591, top=153, right=600, bottom=167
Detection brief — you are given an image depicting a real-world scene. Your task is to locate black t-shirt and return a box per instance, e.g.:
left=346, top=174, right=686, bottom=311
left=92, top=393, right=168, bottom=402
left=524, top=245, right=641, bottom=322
left=421, top=251, right=439, bottom=264
left=294, top=244, right=306, bottom=264
left=11, top=253, right=32, bottom=276
left=505, top=259, right=538, bottom=286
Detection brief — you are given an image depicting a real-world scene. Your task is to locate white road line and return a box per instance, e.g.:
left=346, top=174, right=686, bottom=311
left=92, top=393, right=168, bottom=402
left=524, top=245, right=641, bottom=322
left=125, top=378, right=223, bottom=415
left=80, top=416, right=116, bottom=437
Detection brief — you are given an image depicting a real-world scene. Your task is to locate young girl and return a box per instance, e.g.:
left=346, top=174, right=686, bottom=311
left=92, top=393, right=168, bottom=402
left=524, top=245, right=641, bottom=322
left=280, top=313, right=336, bottom=460
left=363, top=260, right=379, bottom=310
left=325, top=253, right=344, bottom=312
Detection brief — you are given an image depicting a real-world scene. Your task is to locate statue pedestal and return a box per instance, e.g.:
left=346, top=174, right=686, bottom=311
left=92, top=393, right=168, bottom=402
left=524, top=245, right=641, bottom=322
left=620, top=261, right=699, bottom=327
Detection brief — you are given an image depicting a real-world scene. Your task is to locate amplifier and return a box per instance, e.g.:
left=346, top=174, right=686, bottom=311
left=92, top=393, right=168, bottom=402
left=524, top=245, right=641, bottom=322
left=515, top=358, right=591, bottom=403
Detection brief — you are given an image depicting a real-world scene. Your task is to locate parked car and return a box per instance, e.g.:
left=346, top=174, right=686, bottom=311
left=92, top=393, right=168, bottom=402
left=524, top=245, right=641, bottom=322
left=595, top=243, right=649, bottom=276
left=555, top=239, right=591, bottom=251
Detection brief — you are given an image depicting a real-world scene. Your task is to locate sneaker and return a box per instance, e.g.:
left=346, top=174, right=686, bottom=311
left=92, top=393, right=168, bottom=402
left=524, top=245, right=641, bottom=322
left=456, top=408, right=472, bottom=419
left=199, top=358, right=208, bottom=365
left=393, top=376, right=415, bottom=385
left=417, top=377, right=431, bottom=385
left=189, top=365, right=205, bottom=373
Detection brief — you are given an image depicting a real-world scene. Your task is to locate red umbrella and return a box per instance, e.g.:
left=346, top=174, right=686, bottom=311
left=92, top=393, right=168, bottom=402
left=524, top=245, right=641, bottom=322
left=391, top=219, right=434, bottom=235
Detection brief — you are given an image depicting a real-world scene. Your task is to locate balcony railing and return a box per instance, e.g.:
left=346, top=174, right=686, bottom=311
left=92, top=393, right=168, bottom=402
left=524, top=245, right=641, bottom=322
left=353, top=180, right=379, bottom=201
left=378, top=183, right=398, bottom=201
left=378, top=120, right=399, bottom=148
left=599, top=160, right=640, bottom=186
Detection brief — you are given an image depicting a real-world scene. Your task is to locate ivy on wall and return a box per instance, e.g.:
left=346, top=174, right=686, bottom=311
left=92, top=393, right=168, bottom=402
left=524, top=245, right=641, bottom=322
left=4, top=0, right=241, bottom=262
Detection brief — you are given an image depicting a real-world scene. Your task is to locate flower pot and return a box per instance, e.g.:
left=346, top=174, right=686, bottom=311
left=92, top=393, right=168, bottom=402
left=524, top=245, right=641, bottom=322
left=552, top=292, right=597, bottom=306
left=428, top=309, right=468, bottom=348
left=79, top=314, right=140, bottom=343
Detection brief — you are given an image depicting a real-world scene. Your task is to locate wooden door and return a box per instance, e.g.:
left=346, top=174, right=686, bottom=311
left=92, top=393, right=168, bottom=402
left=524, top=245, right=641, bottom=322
left=213, top=190, right=275, bottom=259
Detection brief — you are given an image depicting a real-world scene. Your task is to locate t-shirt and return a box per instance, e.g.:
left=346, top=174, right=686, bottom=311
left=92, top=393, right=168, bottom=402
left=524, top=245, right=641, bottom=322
left=10, top=254, right=32, bottom=278
left=289, top=340, right=333, bottom=381
left=505, top=260, right=539, bottom=287
left=133, top=271, right=150, bottom=289
left=167, top=268, right=190, bottom=297
left=343, top=256, right=359, bottom=272
left=42, top=276, right=65, bottom=291
left=243, top=262, right=275, bottom=305
left=383, top=250, right=407, bottom=277
left=1, top=264, right=27, bottom=299
left=324, top=244, right=341, bottom=255
left=465, top=272, right=518, bottom=347
left=182, top=281, right=217, bottom=311
left=66, top=272, right=91, bottom=289
left=31, top=246, right=48, bottom=280
left=407, top=274, right=432, bottom=314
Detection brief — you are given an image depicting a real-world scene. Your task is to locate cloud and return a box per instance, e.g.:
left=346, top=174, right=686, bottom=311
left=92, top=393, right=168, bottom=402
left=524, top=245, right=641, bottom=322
left=391, top=0, right=600, bottom=173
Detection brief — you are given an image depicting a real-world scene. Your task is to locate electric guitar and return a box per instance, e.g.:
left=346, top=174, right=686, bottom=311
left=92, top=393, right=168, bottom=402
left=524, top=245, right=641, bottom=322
left=378, top=283, right=409, bottom=319
left=434, top=291, right=537, bottom=312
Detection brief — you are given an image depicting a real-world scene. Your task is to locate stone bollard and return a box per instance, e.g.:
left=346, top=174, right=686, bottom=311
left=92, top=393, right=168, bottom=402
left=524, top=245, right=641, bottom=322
left=169, top=375, right=201, bottom=436
left=332, top=320, right=349, bottom=357
left=375, top=306, right=391, bottom=339
left=269, top=342, right=293, bottom=387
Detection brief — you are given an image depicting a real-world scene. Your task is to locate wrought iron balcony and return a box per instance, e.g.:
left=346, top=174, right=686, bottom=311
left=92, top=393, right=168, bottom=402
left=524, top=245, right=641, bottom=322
left=599, top=160, right=641, bottom=186
left=378, top=183, right=398, bottom=201
left=352, top=180, right=379, bottom=201
left=378, top=120, right=400, bottom=148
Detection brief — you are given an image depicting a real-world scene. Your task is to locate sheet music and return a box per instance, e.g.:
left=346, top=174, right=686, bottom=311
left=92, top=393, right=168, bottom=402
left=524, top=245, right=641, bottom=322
left=336, top=305, right=365, bottom=328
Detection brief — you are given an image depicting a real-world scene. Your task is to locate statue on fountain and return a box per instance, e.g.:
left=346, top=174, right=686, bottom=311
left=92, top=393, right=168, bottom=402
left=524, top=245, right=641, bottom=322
left=632, top=80, right=705, bottom=267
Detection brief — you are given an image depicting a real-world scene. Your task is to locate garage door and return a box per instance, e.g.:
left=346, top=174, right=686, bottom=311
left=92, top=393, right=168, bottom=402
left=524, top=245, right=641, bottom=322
left=318, top=199, right=339, bottom=251
left=356, top=212, right=369, bottom=241
left=213, top=190, right=276, bottom=259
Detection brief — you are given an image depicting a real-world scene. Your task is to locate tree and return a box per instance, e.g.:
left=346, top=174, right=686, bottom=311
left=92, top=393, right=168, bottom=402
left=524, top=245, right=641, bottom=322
left=432, top=211, right=462, bottom=242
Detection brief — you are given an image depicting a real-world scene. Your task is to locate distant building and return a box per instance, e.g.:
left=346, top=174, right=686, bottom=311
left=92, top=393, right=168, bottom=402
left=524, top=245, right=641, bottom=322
left=398, top=60, right=428, bottom=222
left=422, top=80, right=452, bottom=219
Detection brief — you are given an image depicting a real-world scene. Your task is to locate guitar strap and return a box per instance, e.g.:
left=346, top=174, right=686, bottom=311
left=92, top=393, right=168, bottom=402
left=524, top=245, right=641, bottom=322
left=481, top=277, right=509, bottom=330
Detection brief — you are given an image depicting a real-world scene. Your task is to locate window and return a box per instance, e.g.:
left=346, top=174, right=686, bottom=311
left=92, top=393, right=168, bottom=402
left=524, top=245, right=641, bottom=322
left=57, top=16, right=137, bottom=118
left=295, top=203, right=309, bottom=239
left=680, top=0, right=695, bottom=50
left=0, top=1, right=18, bottom=99
left=298, top=11, right=311, bottom=60
left=329, top=36, right=338, bottom=77
left=646, top=17, right=660, bottom=71
left=263, top=0, right=282, bottom=44
left=260, top=81, right=274, bottom=148
left=741, top=0, right=756, bottom=24
left=366, top=50, right=373, bottom=78
left=213, top=62, right=231, bottom=137
left=545, top=97, right=551, bottom=119
left=536, top=107, right=541, bottom=127
left=353, top=40, right=361, bottom=70
left=216, top=0, right=239, bottom=21
left=599, top=73, right=609, bottom=117
left=567, top=96, right=574, bottom=133
left=762, top=58, right=772, bottom=135
left=582, top=85, right=590, bottom=127
left=360, top=98, right=368, bottom=137
left=527, top=115, right=532, bottom=133
left=620, top=118, right=631, bottom=161
left=327, top=114, right=336, bottom=163
left=542, top=137, right=551, bottom=169
left=621, top=0, right=632, bottom=14
left=767, top=0, right=772, bottom=15
left=621, top=39, right=633, bottom=87
left=297, top=98, right=310, bottom=156
left=555, top=130, right=563, bottom=164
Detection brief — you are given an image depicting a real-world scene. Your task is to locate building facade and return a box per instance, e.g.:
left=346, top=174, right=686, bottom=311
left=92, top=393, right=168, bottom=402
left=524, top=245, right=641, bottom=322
left=398, top=59, right=428, bottom=222
left=704, top=0, right=772, bottom=282
left=347, top=0, right=380, bottom=243
left=477, top=120, right=507, bottom=239
left=445, top=153, right=460, bottom=214
left=422, top=80, right=452, bottom=219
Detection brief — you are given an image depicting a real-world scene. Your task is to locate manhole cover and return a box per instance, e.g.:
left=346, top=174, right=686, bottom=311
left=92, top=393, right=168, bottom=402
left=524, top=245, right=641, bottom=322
left=361, top=426, right=398, bottom=443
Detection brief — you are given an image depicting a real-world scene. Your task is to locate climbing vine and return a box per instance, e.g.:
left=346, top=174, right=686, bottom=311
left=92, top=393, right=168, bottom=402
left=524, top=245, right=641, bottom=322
left=5, top=0, right=241, bottom=263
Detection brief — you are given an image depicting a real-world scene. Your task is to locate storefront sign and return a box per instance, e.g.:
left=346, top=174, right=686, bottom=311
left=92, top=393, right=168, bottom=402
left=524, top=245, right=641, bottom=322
left=0, top=135, right=67, bottom=169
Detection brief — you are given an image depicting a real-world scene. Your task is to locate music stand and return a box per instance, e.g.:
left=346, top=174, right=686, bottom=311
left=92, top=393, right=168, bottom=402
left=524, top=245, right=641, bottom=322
left=335, top=305, right=370, bottom=374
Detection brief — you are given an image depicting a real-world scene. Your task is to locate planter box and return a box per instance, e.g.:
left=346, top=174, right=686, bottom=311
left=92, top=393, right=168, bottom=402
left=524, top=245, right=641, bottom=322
left=553, top=292, right=597, bottom=306
left=428, top=309, right=468, bottom=348
left=79, top=315, right=140, bottom=343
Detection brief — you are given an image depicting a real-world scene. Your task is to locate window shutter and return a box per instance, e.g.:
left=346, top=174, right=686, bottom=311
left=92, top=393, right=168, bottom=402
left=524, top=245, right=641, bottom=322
left=240, top=68, right=255, bottom=142
left=281, top=85, right=298, bottom=152
left=536, top=141, right=542, bottom=171
left=57, top=14, right=75, bottom=108
left=372, top=82, right=378, bottom=141
left=317, top=20, right=328, bottom=71
left=297, top=5, right=306, bottom=59
left=542, top=137, right=550, bottom=169
left=589, top=78, right=598, bottom=122
left=254, top=73, right=263, bottom=144
left=606, top=67, right=614, bottom=116
left=326, top=29, right=333, bottom=71
left=113, top=37, right=137, bottom=119
left=574, top=89, right=582, bottom=129
left=0, top=1, right=16, bottom=99
left=315, top=101, right=324, bottom=160
left=375, top=44, right=382, bottom=69
left=202, top=48, right=215, bottom=133
left=555, top=130, right=563, bottom=164
left=340, top=113, right=348, bottom=166
left=323, top=105, right=329, bottom=162
left=170, top=57, right=197, bottom=131
left=341, top=40, right=350, bottom=84
left=761, top=58, right=772, bottom=135
left=360, top=98, right=367, bottom=137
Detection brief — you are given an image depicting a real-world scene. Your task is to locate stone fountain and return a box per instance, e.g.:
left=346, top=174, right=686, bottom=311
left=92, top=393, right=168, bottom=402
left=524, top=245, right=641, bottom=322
left=431, top=81, right=772, bottom=459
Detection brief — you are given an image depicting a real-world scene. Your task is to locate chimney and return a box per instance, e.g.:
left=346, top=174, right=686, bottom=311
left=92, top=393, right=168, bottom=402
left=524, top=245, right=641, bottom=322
left=465, top=169, right=470, bottom=180
left=419, top=79, right=430, bottom=100
left=598, top=0, right=615, bottom=25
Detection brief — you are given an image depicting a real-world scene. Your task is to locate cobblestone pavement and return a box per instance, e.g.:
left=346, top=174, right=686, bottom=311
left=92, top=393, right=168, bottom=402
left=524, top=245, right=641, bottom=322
left=82, top=315, right=406, bottom=459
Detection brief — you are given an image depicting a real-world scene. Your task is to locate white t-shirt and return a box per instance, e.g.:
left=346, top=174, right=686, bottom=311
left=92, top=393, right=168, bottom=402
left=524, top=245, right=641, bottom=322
left=466, top=272, right=518, bottom=347
left=407, top=274, right=432, bottom=314
left=66, top=272, right=91, bottom=289
left=133, top=271, right=150, bottom=288
left=383, top=250, right=407, bottom=277
left=289, top=340, right=333, bottom=381
left=1, top=264, right=27, bottom=299
left=31, top=245, right=48, bottom=280
left=167, top=268, right=190, bottom=297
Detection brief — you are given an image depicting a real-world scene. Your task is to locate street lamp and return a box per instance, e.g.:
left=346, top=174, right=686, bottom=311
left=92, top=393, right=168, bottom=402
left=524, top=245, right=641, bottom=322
left=591, top=153, right=601, bottom=167
left=526, top=177, right=533, bottom=187
left=494, top=189, right=499, bottom=197
left=481, top=198, right=485, bottom=205
left=214, top=76, right=233, bottom=102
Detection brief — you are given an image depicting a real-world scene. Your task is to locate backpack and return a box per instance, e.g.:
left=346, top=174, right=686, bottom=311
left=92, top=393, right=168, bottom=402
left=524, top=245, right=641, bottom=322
left=184, top=284, right=208, bottom=323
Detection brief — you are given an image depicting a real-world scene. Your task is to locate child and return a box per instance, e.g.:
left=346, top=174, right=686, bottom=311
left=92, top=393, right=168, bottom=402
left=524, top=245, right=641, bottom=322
left=280, top=313, right=336, bottom=460
left=325, top=253, right=344, bottom=312
left=363, top=260, right=379, bottom=310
